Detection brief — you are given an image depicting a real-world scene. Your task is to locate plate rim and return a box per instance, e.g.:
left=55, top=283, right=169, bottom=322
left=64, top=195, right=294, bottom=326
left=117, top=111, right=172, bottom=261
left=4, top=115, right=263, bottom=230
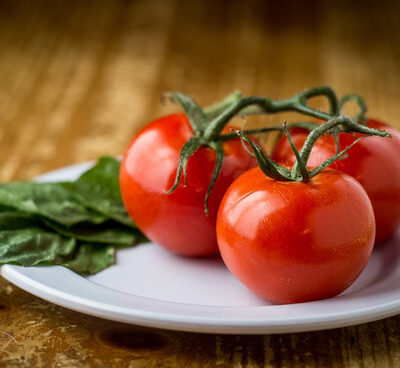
left=1, top=160, right=399, bottom=334
left=2, top=262, right=400, bottom=334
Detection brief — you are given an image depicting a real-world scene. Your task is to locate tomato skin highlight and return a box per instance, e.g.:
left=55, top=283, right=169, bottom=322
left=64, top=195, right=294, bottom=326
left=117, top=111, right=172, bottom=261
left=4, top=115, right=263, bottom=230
left=216, top=168, right=375, bottom=304
left=272, top=119, right=400, bottom=244
left=119, top=113, right=258, bottom=256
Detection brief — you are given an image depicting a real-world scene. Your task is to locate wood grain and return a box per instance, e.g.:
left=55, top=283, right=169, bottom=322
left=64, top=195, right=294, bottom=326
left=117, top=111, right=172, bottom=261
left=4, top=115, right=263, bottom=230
left=0, top=0, right=399, bottom=366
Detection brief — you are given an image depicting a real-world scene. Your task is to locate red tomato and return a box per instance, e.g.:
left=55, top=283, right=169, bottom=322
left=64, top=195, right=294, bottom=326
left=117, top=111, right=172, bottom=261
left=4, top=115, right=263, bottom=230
left=120, top=113, right=257, bottom=256
left=272, top=119, right=400, bottom=244
left=216, top=167, right=375, bottom=304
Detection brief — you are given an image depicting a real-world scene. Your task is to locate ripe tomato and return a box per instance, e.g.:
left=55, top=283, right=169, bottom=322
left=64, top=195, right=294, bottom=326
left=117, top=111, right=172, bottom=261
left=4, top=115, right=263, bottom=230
left=272, top=119, right=400, bottom=244
left=120, top=113, right=257, bottom=256
left=216, top=167, right=375, bottom=304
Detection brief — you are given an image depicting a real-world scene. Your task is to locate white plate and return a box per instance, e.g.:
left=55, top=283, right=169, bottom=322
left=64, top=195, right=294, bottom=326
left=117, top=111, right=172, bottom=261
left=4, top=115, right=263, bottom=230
left=1, top=162, right=400, bottom=334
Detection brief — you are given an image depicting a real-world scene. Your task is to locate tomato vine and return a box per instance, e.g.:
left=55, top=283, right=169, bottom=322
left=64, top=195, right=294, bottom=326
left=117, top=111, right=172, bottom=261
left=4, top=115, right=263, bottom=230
left=164, top=87, right=390, bottom=213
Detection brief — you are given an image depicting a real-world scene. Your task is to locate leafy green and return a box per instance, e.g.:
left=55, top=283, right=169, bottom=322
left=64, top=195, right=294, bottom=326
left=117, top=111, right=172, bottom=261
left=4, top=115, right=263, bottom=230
left=61, top=243, right=115, bottom=275
left=61, top=156, right=135, bottom=227
left=0, top=213, right=116, bottom=273
left=0, top=212, right=40, bottom=230
left=42, top=219, right=145, bottom=246
left=0, top=227, right=76, bottom=266
left=0, top=157, right=146, bottom=275
left=0, top=183, right=107, bottom=226
left=77, top=156, right=121, bottom=197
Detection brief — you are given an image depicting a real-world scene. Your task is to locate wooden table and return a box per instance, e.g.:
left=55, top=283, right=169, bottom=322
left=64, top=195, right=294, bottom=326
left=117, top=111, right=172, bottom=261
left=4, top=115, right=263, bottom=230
left=1, top=0, right=400, bottom=366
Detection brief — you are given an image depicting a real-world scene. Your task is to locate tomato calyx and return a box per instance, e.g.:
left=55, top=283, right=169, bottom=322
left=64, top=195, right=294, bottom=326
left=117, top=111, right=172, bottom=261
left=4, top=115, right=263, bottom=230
left=163, top=92, right=275, bottom=215
left=162, top=87, right=386, bottom=212
left=163, top=87, right=340, bottom=214
left=234, top=115, right=391, bottom=182
left=266, top=93, right=368, bottom=156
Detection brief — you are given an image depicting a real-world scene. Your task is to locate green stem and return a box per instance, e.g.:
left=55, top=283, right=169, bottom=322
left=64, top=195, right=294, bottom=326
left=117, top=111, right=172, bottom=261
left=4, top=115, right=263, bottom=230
left=217, top=122, right=319, bottom=142
left=203, top=96, right=268, bottom=140
left=235, top=117, right=391, bottom=184
left=232, top=129, right=292, bottom=181
left=282, top=122, right=309, bottom=181
left=164, top=92, right=208, bottom=135
left=293, top=115, right=391, bottom=174
left=204, top=86, right=338, bottom=122
left=339, top=93, right=367, bottom=125
left=204, top=90, right=243, bottom=119
left=164, top=88, right=387, bottom=215
left=300, top=86, right=339, bottom=115
left=289, top=103, right=331, bottom=121
left=309, top=136, right=369, bottom=177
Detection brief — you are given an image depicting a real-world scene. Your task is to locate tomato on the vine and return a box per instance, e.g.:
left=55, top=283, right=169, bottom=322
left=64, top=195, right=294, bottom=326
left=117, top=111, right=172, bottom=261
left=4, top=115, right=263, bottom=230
left=217, top=167, right=375, bottom=304
left=120, top=113, right=257, bottom=256
left=272, top=119, right=400, bottom=244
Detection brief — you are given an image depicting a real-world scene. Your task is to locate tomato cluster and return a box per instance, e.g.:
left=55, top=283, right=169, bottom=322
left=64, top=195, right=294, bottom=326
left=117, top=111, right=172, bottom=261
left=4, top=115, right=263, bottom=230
left=120, top=90, right=399, bottom=305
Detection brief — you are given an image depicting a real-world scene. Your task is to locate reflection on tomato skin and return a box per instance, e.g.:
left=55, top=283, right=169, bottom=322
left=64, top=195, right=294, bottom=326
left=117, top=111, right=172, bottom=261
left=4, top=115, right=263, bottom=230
left=120, top=113, right=258, bottom=257
left=217, top=167, right=375, bottom=304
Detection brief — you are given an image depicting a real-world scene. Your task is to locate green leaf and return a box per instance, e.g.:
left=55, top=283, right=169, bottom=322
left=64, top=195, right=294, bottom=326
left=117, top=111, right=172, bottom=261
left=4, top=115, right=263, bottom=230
left=77, top=156, right=121, bottom=198
left=0, top=156, right=146, bottom=275
left=0, top=182, right=107, bottom=227
left=0, top=212, right=119, bottom=274
left=0, top=226, right=76, bottom=267
left=60, top=243, right=115, bottom=275
left=42, top=219, right=146, bottom=246
left=62, top=157, right=135, bottom=228
left=0, top=212, right=40, bottom=230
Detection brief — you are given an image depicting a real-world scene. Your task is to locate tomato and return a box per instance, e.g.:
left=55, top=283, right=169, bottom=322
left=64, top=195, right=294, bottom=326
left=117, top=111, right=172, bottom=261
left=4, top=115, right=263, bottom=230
left=120, top=113, right=257, bottom=256
left=216, top=167, right=375, bottom=304
left=272, top=119, right=400, bottom=244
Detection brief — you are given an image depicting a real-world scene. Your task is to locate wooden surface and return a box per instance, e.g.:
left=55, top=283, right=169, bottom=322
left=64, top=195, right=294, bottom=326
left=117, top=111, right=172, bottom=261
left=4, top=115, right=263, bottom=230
left=0, top=0, right=400, bottom=366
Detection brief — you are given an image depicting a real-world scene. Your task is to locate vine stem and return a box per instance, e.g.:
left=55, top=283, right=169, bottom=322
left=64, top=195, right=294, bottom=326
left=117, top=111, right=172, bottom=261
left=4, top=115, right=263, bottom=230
left=204, top=90, right=243, bottom=118
left=339, top=93, right=368, bottom=125
left=234, top=116, right=391, bottom=183
left=291, top=115, right=391, bottom=178
left=204, top=86, right=338, bottom=123
left=163, top=87, right=381, bottom=214
left=216, top=122, right=318, bottom=142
